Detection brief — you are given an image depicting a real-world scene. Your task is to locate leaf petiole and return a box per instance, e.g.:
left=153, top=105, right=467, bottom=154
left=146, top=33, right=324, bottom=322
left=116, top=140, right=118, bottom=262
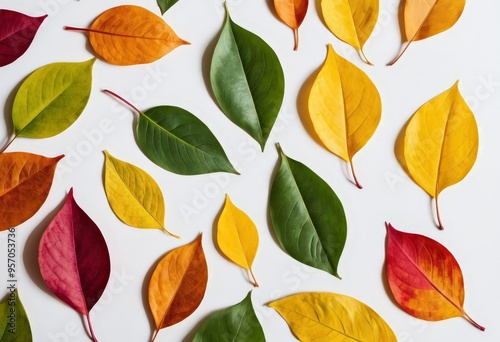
left=85, top=314, right=99, bottom=342
left=249, top=268, right=259, bottom=287
left=349, top=161, right=363, bottom=189
left=0, top=134, right=16, bottom=154
left=103, top=89, right=143, bottom=115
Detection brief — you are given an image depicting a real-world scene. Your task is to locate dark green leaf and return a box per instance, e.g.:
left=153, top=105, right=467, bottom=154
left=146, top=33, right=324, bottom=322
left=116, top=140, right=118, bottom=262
left=157, top=0, right=179, bottom=14
left=210, top=5, right=285, bottom=151
left=193, top=291, right=265, bottom=342
left=269, top=146, right=347, bottom=278
left=0, top=289, right=32, bottom=342
left=137, top=106, right=238, bottom=175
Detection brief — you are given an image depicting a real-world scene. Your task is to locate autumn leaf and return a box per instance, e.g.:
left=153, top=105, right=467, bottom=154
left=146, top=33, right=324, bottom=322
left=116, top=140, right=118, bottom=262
left=210, top=3, right=285, bottom=150
left=1, top=59, right=95, bottom=153
left=64, top=5, right=188, bottom=66
left=308, top=44, right=381, bottom=189
left=269, top=292, right=397, bottom=341
left=0, top=289, right=32, bottom=341
left=149, top=234, right=208, bottom=342
left=321, top=0, right=378, bottom=65
left=0, top=152, right=63, bottom=231
left=273, top=0, right=308, bottom=50
left=389, top=0, right=465, bottom=65
left=217, top=195, right=259, bottom=287
left=193, top=291, right=265, bottom=342
left=386, top=222, right=484, bottom=331
left=269, top=145, right=347, bottom=278
left=39, top=189, right=111, bottom=342
left=103, top=151, right=179, bottom=238
left=104, top=90, right=237, bottom=175
left=396, top=82, right=478, bottom=229
left=0, top=10, right=47, bottom=67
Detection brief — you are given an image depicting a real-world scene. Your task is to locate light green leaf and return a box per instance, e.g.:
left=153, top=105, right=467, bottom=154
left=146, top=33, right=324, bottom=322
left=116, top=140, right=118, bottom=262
left=0, top=289, right=32, bottom=342
left=269, top=146, right=347, bottom=278
left=12, top=59, right=95, bottom=138
left=157, top=0, right=179, bottom=14
left=210, top=4, right=285, bottom=150
left=193, top=291, right=265, bottom=342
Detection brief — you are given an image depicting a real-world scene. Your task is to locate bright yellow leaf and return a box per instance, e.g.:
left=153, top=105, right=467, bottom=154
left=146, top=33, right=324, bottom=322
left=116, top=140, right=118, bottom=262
left=103, top=151, right=179, bottom=238
left=389, top=0, right=465, bottom=65
left=307, top=44, right=381, bottom=188
left=321, top=0, right=379, bottom=64
left=269, top=292, right=397, bottom=342
left=399, top=82, right=478, bottom=229
left=217, top=194, right=259, bottom=287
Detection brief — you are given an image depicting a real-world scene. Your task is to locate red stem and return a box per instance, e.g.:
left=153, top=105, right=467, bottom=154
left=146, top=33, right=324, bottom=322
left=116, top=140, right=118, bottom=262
left=249, top=268, right=259, bottom=288
left=103, top=89, right=143, bottom=115
left=85, top=314, right=99, bottom=342
left=349, top=161, right=363, bottom=189
left=387, top=41, right=413, bottom=66
left=463, top=312, right=485, bottom=331
left=0, top=134, right=16, bottom=154
left=150, top=329, right=159, bottom=342
left=293, top=29, right=299, bottom=51
left=64, top=26, right=94, bottom=33
left=435, top=196, right=444, bottom=230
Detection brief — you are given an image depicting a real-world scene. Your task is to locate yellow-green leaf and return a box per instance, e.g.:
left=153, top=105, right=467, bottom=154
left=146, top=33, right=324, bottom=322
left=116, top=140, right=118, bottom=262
left=389, top=0, right=465, bottom=65
left=307, top=44, right=381, bottom=188
left=269, top=292, right=397, bottom=342
left=321, top=0, right=379, bottom=64
left=103, top=151, right=179, bottom=238
left=397, top=82, right=478, bottom=229
left=217, top=195, right=259, bottom=286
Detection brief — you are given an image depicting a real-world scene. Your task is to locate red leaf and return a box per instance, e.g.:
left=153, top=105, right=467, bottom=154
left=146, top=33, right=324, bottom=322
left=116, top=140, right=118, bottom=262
left=385, top=222, right=484, bottom=331
left=39, top=188, right=111, bottom=342
left=0, top=10, right=47, bottom=67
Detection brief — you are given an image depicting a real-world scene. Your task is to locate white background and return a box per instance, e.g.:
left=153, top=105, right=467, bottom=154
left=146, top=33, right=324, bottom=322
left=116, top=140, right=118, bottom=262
left=1, top=0, right=499, bottom=341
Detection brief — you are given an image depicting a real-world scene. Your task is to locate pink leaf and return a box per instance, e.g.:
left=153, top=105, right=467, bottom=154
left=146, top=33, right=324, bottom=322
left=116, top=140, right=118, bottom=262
left=39, top=188, right=110, bottom=342
left=0, top=9, right=47, bottom=67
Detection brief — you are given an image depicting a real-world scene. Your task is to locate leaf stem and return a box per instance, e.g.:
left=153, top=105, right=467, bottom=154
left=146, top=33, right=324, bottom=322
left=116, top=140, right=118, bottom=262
left=388, top=40, right=414, bottom=66
left=349, top=161, right=363, bottom=189
left=85, top=314, right=99, bottom=342
left=64, top=26, right=94, bottom=33
left=463, top=311, right=485, bottom=331
left=150, top=329, right=159, bottom=342
left=249, top=268, right=259, bottom=287
left=162, top=227, right=181, bottom=239
left=0, top=134, right=16, bottom=154
left=103, top=89, right=143, bottom=115
left=293, top=29, right=299, bottom=51
left=359, top=49, right=374, bottom=66
left=435, top=196, right=444, bottom=230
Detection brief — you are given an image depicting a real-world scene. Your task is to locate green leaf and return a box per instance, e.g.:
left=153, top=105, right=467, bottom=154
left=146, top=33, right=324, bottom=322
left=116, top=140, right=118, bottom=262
left=269, top=146, right=347, bottom=278
left=0, top=289, right=32, bottom=342
left=193, top=291, right=265, bottom=342
left=137, top=105, right=238, bottom=175
left=210, top=5, right=285, bottom=151
left=157, top=0, right=178, bottom=14
left=12, top=59, right=95, bottom=138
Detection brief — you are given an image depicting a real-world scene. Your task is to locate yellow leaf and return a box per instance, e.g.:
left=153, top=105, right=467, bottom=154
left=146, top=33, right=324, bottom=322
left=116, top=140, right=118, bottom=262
left=307, top=44, right=381, bottom=188
left=398, top=82, right=478, bottom=229
left=217, top=194, right=259, bottom=287
left=103, top=151, right=179, bottom=238
left=269, top=292, right=397, bottom=342
left=389, top=0, right=465, bottom=65
left=321, top=0, right=378, bottom=65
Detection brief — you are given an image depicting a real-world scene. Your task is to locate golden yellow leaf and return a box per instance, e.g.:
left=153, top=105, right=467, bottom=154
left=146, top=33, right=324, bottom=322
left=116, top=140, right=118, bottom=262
left=389, top=0, right=465, bottom=65
left=103, top=151, right=179, bottom=238
left=269, top=292, right=397, bottom=341
left=307, top=44, right=381, bottom=188
left=398, top=82, right=478, bottom=229
left=65, top=5, right=188, bottom=65
left=321, top=0, right=378, bottom=65
left=273, top=0, right=309, bottom=50
left=217, top=194, right=259, bottom=286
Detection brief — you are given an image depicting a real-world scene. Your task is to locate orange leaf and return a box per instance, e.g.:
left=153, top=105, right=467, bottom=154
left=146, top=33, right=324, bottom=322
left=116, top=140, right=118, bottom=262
left=65, top=5, right=188, bottom=65
left=0, top=152, right=63, bottom=231
left=148, top=234, right=207, bottom=342
left=273, top=0, right=308, bottom=50
left=386, top=223, right=484, bottom=331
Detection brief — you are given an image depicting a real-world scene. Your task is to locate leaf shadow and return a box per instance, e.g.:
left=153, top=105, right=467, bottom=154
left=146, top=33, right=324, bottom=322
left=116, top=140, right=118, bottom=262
left=2, top=76, right=26, bottom=148
left=23, top=195, right=66, bottom=297
left=181, top=311, right=213, bottom=342
left=394, top=116, right=414, bottom=183
left=265, top=0, right=280, bottom=21
left=142, top=252, right=166, bottom=341
left=314, top=0, right=326, bottom=29
left=201, top=30, right=219, bottom=106
left=398, top=0, right=407, bottom=44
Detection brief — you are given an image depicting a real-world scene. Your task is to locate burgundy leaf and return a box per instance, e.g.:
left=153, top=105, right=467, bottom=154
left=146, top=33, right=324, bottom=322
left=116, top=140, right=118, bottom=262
left=38, top=188, right=110, bottom=342
left=0, top=9, right=47, bottom=67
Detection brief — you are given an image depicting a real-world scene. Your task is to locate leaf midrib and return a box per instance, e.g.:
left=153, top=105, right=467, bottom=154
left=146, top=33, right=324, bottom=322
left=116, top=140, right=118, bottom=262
left=0, top=158, right=56, bottom=197
left=87, top=28, right=181, bottom=42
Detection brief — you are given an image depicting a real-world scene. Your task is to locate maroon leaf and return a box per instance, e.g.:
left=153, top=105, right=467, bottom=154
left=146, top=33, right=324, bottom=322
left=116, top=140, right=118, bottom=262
left=38, top=188, right=110, bottom=342
left=0, top=9, right=47, bottom=67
